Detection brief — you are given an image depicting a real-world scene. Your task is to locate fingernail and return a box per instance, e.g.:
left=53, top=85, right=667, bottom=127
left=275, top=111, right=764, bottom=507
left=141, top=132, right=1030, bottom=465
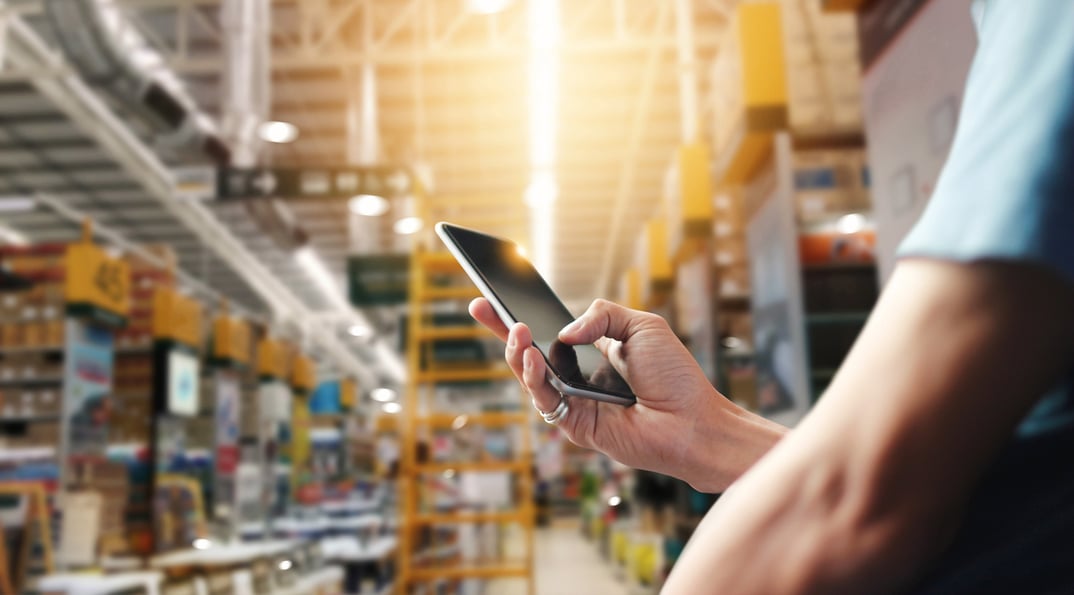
left=508, top=334, right=516, bottom=349
left=560, top=319, right=582, bottom=336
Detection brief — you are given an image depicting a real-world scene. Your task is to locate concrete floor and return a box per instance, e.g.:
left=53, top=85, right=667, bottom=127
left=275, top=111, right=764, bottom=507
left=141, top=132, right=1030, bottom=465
left=487, top=525, right=631, bottom=595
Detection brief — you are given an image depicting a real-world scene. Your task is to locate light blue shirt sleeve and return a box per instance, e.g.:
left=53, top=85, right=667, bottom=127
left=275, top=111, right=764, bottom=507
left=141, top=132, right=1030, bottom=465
left=897, top=1, right=1074, bottom=284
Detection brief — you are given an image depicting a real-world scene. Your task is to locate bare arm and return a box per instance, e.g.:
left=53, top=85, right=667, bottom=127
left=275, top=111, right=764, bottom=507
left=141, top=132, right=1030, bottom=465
left=664, top=260, right=1074, bottom=594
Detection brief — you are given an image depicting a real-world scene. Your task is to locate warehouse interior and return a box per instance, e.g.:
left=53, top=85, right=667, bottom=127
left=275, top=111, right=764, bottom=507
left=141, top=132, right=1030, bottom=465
left=0, top=0, right=989, bottom=593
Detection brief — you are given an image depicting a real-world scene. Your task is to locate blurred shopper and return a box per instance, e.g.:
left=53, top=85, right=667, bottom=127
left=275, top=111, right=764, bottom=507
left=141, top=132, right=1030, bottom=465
left=471, top=2, right=1074, bottom=593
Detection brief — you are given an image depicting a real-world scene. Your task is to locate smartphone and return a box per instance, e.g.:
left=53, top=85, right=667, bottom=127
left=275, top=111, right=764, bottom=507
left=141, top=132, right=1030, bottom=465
left=435, top=222, right=636, bottom=406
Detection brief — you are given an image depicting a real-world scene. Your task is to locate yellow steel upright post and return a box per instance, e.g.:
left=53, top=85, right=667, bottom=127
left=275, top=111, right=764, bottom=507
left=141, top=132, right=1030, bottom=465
left=396, top=238, right=536, bottom=594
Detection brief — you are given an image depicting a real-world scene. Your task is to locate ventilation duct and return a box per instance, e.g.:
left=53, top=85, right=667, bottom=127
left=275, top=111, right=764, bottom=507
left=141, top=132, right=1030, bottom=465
left=44, top=0, right=230, bottom=165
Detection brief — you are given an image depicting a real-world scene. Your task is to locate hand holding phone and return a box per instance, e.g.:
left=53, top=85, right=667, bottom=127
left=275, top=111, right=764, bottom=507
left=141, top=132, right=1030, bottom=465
left=437, top=222, right=636, bottom=405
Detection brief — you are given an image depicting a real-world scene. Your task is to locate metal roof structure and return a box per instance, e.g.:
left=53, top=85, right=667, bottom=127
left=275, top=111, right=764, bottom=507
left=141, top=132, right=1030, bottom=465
left=0, top=0, right=733, bottom=385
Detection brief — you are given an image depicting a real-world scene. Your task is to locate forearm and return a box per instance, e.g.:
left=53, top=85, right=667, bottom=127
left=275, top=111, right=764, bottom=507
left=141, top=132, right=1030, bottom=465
left=682, top=398, right=788, bottom=493
left=665, top=261, right=1074, bottom=593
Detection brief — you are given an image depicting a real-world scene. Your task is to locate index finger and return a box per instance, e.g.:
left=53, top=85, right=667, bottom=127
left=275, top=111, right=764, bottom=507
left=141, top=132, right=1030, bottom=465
left=468, top=297, right=510, bottom=342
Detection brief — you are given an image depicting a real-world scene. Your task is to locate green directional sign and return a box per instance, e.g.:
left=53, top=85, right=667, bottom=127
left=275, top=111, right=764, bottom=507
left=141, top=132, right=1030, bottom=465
left=348, top=255, right=411, bottom=306
left=216, top=166, right=412, bottom=200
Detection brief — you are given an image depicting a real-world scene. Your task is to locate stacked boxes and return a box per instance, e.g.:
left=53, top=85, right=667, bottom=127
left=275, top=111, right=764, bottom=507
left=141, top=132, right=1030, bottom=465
left=0, top=246, right=67, bottom=450
left=712, top=191, right=751, bottom=299
left=793, top=148, right=871, bottom=222
left=781, top=0, right=863, bottom=136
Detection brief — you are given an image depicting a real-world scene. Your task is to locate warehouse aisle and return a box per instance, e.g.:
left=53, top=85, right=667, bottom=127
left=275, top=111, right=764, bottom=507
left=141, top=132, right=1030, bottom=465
left=489, top=524, right=629, bottom=595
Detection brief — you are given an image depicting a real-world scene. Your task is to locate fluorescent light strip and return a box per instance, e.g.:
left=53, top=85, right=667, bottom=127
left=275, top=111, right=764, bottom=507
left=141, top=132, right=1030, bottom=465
left=526, top=0, right=561, bottom=284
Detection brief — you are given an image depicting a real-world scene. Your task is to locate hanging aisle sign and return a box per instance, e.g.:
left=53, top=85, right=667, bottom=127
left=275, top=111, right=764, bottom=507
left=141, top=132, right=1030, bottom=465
left=65, top=242, right=130, bottom=326
left=348, top=254, right=411, bottom=306
left=290, top=354, right=316, bottom=395
left=256, top=338, right=287, bottom=380
left=339, top=378, right=358, bottom=411
left=152, top=288, right=202, bottom=348
left=216, top=166, right=411, bottom=201
left=212, top=315, right=251, bottom=366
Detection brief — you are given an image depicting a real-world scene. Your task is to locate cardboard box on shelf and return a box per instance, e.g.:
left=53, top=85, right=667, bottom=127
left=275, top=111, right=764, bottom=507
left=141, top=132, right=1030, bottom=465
left=721, top=312, right=755, bottom=344
left=713, top=241, right=749, bottom=268
left=717, top=264, right=751, bottom=298
left=712, top=191, right=748, bottom=243
left=793, top=148, right=870, bottom=221
left=780, top=0, right=863, bottom=135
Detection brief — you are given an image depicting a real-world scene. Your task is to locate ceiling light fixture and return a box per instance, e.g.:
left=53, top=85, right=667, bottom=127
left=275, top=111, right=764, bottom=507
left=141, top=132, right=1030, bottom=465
left=382, top=402, right=402, bottom=414
left=0, top=224, right=28, bottom=247
left=348, top=194, right=390, bottom=217
left=348, top=324, right=373, bottom=338
left=526, top=0, right=561, bottom=283
left=0, top=196, right=35, bottom=212
left=371, top=387, right=396, bottom=403
left=259, top=121, right=299, bottom=144
left=393, top=216, right=423, bottom=236
left=836, top=213, right=867, bottom=235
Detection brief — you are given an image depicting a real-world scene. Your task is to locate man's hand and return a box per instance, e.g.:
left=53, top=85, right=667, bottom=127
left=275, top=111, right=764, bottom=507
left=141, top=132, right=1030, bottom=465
left=470, top=297, right=785, bottom=492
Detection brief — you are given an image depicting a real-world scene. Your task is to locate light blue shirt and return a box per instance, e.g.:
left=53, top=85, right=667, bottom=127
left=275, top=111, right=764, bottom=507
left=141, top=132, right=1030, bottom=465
left=897, top=0, right=1074, bottom=438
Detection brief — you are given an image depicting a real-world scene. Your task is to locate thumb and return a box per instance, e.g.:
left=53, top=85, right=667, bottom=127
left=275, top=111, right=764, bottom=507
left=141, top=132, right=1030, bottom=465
left=559, top=299, right=647, bottom=344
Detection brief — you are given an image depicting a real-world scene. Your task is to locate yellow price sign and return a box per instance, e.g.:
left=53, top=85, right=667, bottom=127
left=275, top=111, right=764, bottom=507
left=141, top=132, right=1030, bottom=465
left=339, top=378, right=358, bottom=410
left=213, top=316, right=251, bottom=365
left=290, top=355, right=316, bottom=393
left=153, top=288, right=203, bottom=347
left=65, top=243, right=130, bottom=319
left=257, top=338, right=286, bottom=379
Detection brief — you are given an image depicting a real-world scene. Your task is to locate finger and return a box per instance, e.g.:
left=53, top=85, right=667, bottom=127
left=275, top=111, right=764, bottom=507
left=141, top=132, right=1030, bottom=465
left=469, top=298, right=510, bottom=342
left=504, top=322, right=533, bottom=379
left=559, top=299, right=654, bottom=344
left=522, top=347, right=562, bottom=413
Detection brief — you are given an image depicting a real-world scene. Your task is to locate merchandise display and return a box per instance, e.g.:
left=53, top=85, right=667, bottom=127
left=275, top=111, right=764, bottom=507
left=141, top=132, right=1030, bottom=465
left=0, top=0, right=1032, bottom=592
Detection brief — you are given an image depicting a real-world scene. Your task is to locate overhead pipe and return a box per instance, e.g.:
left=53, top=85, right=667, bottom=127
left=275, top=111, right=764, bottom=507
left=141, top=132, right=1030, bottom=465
left=43, top=0, right=230, bottom=165
left=4, top=11, right=389, bottom=389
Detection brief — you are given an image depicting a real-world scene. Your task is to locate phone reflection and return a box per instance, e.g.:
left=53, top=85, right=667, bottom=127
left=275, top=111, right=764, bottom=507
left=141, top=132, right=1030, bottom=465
left=547, top=340, right=631, bottom=395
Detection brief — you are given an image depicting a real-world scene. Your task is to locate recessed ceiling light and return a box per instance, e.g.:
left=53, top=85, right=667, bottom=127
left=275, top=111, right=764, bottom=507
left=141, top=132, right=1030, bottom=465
left=259, top=121, right=299, bottom=144
left=836, top=213, right=867, bottom=235
left=348, top=324, right=373, bottom=338
left=348, top=194, right=389, bottom=217
left=393, top=216, right=423, bottom=235
left=382, top=402, right=402, bottom=414
left=371, top=387, right=396, bottom=402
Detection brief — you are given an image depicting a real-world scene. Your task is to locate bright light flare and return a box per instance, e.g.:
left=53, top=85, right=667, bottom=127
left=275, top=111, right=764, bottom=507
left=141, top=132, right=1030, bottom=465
left=259, top=121, right=299, bottom=144
left=608, top=496, right=622, bottom=507
left=349, top=194, right=389, bottom=217
left=371, top=388, right=396, bottom=403
left=837, top=213, right=867, bottom=235
left=526, top=0, right=561, bottom=283
left=393, top=216, right=423, bottom=235
left=278, top=560, right=293, bottom=571
left=467, top=0, right=512, bottom=14
left=348, top=324, right=373, bottom=338
left=0, top=224, right=28, bottom=247
left=382, top=402, right=402, bottom=414
left=192, top=538, right=212, bottom=550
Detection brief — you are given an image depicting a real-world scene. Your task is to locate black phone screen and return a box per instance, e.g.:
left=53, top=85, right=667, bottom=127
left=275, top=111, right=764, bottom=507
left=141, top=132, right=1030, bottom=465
left=442, top=225, right=634, bottom=401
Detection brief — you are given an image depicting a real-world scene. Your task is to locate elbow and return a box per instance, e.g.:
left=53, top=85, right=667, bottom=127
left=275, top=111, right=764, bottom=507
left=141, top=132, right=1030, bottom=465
left=791, top=461, right=961, bottom=593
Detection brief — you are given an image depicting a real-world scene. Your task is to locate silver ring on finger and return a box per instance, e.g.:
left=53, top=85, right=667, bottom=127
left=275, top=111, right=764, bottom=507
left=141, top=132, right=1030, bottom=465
left=535, top=394, right=569, bottom=425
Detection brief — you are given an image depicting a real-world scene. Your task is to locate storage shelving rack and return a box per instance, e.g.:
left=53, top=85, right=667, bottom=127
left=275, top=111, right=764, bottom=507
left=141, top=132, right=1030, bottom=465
left=397, top=249, right=535, bottom=595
